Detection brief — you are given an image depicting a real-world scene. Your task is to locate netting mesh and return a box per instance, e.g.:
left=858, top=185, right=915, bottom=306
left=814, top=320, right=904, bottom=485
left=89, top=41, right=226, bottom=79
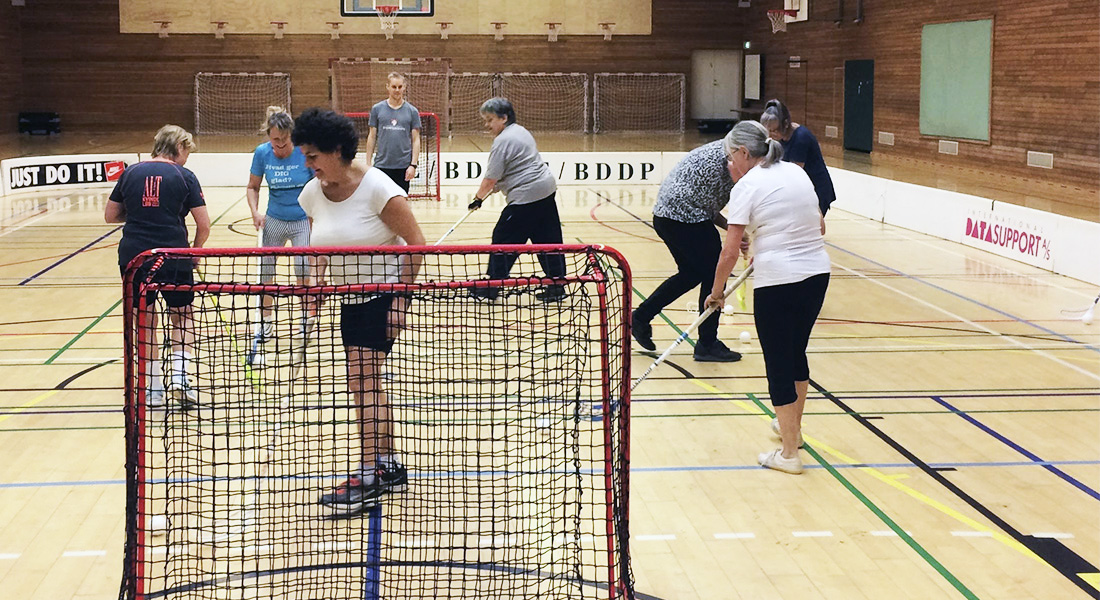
left=193, top=73, right=292, bottom=135
left=343, top=111, right=441, bottom=201
left=331, top=59, right=451, bottom=135
left=593, top=73, right=685, bottom=133
left=450, top=73, right=498, bottom=134
left=120, top=246, right=634, bottom=600
left=500, top=73, right=589, bottom=133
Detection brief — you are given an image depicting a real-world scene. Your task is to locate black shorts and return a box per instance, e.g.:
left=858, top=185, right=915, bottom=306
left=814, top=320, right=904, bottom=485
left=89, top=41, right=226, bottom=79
left=377, top=167, right=411, bottom=194
left=340, top=294, right=396, bottom=354
left=123, top=258, right=195, bottom=310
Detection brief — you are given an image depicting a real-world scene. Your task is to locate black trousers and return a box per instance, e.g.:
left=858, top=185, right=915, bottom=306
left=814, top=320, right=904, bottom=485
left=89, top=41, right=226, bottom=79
left=633, top=215, right=722, bottom=345
left=487, top=194, right=566, bottom=280
left=754, top=273, right=829, bottom=406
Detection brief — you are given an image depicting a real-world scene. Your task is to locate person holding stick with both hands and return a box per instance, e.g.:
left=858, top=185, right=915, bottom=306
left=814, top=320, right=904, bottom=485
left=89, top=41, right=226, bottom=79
left=707, top=121, right=830, bottom=475
left=466, top=97, right=565, bottom=303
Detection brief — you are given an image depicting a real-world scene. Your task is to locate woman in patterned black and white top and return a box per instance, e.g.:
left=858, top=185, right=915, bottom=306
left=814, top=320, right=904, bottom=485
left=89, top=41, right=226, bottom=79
left=631, top=140, right=742, bottom=362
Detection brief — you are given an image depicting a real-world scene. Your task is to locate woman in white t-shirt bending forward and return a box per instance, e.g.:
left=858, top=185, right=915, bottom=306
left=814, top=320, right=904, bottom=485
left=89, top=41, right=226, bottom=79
left=292, top=108, right=427, bottom=516
left=707, top=120, right=830, bottom=475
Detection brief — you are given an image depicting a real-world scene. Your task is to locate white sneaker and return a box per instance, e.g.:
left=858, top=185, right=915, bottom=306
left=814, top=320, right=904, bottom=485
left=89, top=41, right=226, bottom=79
left=758, top=449, right=803, bottom=474
left=166, top=377, right=198, bottom=407
left=147, top=389, right=165, bottom=408
left=770, top=418, right=804, bottom=448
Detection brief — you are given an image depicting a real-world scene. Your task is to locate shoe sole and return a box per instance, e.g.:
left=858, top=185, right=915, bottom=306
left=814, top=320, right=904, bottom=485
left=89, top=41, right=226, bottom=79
left=693, top=355, right=742, bottom=362
left=319, top=483, right=407, bottom=516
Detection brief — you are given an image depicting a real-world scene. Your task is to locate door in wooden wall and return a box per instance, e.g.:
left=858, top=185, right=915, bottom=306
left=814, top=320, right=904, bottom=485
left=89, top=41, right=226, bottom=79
left=844, top=59, right=874, bottom=152
left=691, top=50, right=743, bottom=121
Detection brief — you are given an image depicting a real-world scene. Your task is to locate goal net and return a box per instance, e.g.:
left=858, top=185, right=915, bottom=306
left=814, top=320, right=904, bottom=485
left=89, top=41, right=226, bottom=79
left=344, top=111, right=442, bottom=201
left=194, top=72, right=292, bottom=135
left=450, top=72, right=498, bottom=134
left=331, top=58, right=451, bottom=135
left=593, top=73, right=685, bottom=133
left=500, top=73, right=589, bottom=133
left=118, top=246, right=635, bottom=600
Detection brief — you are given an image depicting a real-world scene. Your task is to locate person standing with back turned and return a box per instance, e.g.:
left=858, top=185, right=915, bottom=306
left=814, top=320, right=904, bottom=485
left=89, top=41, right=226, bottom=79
left=365, top=72, right=422, bottom=193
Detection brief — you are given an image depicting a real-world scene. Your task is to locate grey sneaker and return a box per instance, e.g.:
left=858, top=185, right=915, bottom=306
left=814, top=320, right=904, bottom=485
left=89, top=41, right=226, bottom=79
left=319, top=464, right=408, bottom=517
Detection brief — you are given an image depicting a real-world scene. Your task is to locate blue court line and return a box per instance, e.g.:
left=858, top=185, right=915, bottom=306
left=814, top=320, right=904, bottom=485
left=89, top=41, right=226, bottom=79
left=18, top=225, right=122, bottom=286
left=4, top=460, right=1099, bottom=489
left=932, top=395, right=1100, bottom=502
left=827, top=241, right=1100, bottom=354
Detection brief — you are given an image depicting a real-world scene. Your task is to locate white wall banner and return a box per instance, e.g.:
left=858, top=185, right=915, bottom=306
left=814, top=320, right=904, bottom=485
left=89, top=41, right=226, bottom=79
left=2, top=153, right=138, bottom=195
left=439, top=152, right=665, bottom=186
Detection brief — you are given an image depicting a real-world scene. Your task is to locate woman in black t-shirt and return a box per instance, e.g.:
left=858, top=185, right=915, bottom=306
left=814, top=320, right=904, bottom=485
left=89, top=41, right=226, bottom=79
left=760, top=99, right=836, bottom=231
left=105, top=124, right=210, bottom=408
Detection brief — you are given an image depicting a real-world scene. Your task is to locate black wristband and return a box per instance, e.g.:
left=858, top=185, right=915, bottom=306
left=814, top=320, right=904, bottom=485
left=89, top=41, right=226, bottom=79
left=409, top=164, right=418, bottom=169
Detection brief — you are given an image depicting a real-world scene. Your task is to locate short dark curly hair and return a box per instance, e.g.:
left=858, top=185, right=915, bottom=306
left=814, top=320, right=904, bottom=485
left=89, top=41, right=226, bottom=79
left=291, top=107, right=359, bottom=163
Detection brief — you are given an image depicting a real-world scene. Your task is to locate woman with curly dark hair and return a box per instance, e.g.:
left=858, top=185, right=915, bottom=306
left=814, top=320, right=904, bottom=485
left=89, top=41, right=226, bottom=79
left=292, top=107, right=426, bottom=516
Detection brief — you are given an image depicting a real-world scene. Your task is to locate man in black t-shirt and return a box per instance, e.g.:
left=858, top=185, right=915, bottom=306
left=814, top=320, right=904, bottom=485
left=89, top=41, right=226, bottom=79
left=106, top=125, right=211, bottom=408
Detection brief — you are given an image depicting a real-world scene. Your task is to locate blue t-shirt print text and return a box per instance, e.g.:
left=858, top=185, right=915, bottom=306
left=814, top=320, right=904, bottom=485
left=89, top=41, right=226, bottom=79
left=250, top=143, right=312, bottom=221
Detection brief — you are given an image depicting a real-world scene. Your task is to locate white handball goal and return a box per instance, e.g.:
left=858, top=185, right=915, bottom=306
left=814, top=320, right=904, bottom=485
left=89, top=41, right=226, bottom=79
left=331, top=58, right=452, bottom=134
left=593, top=73, right=686, bottom=133
left=449, top=72, right=498, bottom=134
left=499, top=73, right=589, bottom=133
left=193, top=72, right=292, bottom=135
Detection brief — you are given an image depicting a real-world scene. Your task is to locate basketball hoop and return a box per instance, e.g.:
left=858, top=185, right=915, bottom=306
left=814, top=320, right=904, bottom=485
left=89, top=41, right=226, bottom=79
left=767, top=9, right=798, bottom=33
left=377, top=5, right=400, bottom=39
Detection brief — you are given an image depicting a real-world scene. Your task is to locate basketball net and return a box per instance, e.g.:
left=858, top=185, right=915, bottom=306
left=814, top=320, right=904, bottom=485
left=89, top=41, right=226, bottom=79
left=378, top=5, right=399, bottom=39
left=767, top=9, right=798, bottom=33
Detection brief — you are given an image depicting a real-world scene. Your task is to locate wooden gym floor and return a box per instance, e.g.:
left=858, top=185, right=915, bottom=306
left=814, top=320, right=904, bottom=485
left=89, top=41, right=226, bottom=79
left=0, top=134, right=1097, bottom=599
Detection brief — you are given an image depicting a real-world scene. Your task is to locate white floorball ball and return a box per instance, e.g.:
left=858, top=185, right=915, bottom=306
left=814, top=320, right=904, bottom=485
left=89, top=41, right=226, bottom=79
left=723, top=303, right=734, bottom=315
left=739, top=331, right=752, bottom=344
left=149, top=515, right=168, bottom=535
left=686, top=301, right=698, bottom=312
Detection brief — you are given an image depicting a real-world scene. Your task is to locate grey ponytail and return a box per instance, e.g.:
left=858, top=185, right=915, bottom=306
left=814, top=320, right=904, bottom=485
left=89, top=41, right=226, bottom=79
left=723, top=120, right=784, bottom=167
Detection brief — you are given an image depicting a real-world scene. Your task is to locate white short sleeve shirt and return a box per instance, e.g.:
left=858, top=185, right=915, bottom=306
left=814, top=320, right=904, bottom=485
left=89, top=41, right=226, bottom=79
left=298, top=168, right=407, bottom=287
left=725, top=161, right=831, bottom=288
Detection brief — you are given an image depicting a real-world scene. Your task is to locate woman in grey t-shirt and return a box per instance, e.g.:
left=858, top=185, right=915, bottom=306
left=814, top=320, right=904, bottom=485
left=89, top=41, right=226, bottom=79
left=467, top=97, right=565, bottom=303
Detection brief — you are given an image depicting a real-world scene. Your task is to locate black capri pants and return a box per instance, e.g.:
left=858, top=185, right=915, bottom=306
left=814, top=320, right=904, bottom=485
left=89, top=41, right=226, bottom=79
left=753, top=273, right=829, bottom=407
left=340, top=293, right=397, bottom=354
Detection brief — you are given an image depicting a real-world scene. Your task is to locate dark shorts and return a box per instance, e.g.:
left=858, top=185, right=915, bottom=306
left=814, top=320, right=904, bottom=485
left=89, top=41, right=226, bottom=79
left=340, top=293, right=396, bottom=354
left=123, top=258, right=195, bottom=310
left=377, top=167, right=411, bottom=193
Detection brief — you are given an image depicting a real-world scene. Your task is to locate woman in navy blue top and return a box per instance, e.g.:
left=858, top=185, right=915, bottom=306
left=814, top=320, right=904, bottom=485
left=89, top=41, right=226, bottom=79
left=760, top=99, right=836, bottom=227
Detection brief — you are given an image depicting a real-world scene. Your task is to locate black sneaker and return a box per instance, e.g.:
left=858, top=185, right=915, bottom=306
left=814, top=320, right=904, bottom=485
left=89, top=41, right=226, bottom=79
left=631, top=312, right=656, bottom=351
left=469, top=286, right=499, bottom=301
left=693, top=340, right=742, bottom=363
left=535, top=285, right=566, bottom=303
left=319, top=465, right=408, bottom=516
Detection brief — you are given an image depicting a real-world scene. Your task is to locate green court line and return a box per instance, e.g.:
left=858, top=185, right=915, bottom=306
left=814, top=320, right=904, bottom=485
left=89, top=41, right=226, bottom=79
left=44, top=298, right=123, bottom=365
left=45, top=194, right=247, bottom=365
left=739, top=392, right=979, bottom=599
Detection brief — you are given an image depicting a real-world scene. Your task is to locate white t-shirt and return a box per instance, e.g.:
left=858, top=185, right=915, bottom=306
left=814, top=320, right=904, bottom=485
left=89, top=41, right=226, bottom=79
left=298, top=168, right=407, bottom=287
left=725, top=161, right=831, bottom=288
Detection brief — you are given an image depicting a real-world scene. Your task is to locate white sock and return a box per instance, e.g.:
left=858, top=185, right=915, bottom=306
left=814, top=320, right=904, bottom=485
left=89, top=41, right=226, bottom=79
left=149, top=359, right=163, bottom=393
left=170, top=350, right=192, bottom=382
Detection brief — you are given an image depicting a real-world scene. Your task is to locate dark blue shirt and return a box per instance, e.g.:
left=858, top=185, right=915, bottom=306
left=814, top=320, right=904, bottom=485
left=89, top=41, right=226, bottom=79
left=781, top=126, right=836, bottom=214
left=109, top=160, right=205, bottom=267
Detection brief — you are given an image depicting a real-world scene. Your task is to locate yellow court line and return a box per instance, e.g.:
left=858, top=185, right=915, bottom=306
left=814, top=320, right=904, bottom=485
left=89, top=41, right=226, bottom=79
left=681, top=375, right=1045, bottom=565
left=0, top=389, right=60, bottom=426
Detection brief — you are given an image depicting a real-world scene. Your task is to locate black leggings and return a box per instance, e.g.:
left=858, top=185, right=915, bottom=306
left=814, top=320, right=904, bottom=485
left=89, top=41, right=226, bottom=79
left=487, top=193, right=566, bottom=280
left=633, top=216, right=722, bottom=345
left=754, top=273, right=829, bottom=406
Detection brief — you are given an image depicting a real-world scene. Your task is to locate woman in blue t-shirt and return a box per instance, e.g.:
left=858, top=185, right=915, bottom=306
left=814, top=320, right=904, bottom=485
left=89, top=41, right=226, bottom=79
left=246, top=106, right=314, bottom=355
left=760, top=99, right=836, bottom=232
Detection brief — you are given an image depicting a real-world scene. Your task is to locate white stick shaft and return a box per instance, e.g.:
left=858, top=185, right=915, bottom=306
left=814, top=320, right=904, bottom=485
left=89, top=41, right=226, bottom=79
left=434, top=209, right=477, bottom=245
left=631, top=264, right=754, bottom=390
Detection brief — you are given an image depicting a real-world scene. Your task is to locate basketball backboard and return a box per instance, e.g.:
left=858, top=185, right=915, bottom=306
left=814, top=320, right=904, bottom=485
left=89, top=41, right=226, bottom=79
left=784, top=0, right=808, bottom=23
left=342, top=0, right=434, bottom=17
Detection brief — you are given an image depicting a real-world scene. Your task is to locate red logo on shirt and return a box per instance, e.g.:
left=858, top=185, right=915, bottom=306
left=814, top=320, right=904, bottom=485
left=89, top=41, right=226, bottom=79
left=142, top=175, right=162, bottom=207
left=105, top=161, right=125, bottom=181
